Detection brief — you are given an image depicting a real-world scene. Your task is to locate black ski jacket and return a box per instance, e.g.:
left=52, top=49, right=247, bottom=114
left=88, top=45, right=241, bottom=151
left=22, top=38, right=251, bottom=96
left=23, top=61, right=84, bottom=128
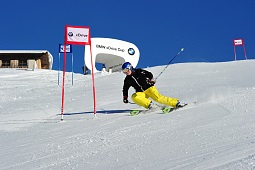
left=122, top=68, right=154, bottom=97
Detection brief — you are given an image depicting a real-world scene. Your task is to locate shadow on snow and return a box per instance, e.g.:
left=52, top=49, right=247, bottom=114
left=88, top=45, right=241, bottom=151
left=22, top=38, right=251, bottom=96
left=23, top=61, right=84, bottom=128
left=63, top=109, right=132, bottom=115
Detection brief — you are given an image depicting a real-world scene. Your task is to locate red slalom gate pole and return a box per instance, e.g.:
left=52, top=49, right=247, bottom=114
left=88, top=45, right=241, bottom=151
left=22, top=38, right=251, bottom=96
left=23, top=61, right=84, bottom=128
left=61, top=27, right=67, bottom=121
left=89, top=36, right=97, bottom=118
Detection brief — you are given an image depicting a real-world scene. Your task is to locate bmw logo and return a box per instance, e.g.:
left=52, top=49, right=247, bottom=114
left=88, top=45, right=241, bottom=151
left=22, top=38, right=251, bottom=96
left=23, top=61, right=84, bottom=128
left=128, top=48, right=135, bottom=55
left=68, top=32, right=73, bottom=37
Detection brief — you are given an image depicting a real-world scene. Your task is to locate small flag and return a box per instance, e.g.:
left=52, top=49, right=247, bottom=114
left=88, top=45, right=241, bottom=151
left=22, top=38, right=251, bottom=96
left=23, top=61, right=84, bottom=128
left=233, top=39, right=244, bottom=46
left=59, top=44, right=72, bottom=53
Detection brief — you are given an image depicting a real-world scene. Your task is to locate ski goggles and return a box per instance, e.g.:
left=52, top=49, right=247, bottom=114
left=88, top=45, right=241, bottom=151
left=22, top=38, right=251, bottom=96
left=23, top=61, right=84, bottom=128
left=123, top=68, right=130, bottom=73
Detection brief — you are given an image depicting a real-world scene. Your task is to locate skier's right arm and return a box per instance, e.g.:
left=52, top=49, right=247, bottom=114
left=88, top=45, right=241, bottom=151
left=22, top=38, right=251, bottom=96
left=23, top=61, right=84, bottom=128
left=122, top=78, right=131, bottom=103
left=123, top=96, right=128, bottom=103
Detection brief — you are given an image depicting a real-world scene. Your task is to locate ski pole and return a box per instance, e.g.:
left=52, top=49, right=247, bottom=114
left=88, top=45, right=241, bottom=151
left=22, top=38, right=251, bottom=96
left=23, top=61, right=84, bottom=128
left=155, top=48, right=184, bottom=81
left=128, top=101, right=136, bottom=104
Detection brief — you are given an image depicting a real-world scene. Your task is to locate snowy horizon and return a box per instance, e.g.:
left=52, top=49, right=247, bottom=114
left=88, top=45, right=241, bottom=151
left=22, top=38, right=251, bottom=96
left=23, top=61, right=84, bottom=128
left=1, top=60, right=255, bottom=169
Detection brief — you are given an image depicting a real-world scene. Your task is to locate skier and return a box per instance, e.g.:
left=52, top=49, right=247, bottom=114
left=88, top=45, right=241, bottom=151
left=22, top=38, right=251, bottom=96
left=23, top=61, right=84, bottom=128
left=122, top=62, right=185, bottom=110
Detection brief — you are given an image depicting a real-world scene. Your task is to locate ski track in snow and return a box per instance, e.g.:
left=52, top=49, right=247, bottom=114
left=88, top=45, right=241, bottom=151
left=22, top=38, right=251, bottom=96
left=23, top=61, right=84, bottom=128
left=0, top=60, right=255, bottom=170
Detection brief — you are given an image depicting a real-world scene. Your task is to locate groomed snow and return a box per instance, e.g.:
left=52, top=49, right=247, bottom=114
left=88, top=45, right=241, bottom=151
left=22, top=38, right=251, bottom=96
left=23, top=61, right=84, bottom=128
left=0, top=60, right=255, bottom=170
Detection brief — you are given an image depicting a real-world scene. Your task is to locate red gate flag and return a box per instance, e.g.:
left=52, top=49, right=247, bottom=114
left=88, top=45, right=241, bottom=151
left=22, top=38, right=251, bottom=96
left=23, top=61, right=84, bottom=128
left=61, top=25, right=97, bottom=120
left=233, top=38, right=247, bottom=60
left=233, top=39, right=244, bottom=46
left=65, top=25, right=91, bottom=45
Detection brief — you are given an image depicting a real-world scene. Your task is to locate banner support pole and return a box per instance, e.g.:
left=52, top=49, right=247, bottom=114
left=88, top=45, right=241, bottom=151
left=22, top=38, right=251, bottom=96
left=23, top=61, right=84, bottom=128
left=233, top=46, right=236, bottom=61
left=72, top=53, right=74, bottom=86
left=243, top=45, right=247, bottom=60
left=58, top=53, right=61, bottom=85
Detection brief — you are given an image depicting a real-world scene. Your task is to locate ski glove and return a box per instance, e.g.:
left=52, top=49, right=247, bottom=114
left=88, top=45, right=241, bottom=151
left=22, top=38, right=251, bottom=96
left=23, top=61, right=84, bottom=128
left=146, top=78, right=156, bottom=85
left=123, top=96, right=129, bottom=103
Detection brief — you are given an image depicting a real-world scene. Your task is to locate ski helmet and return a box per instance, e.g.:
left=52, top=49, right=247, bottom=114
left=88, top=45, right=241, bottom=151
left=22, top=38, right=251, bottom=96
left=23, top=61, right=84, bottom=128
left=122, top=62, right=134, bottom=72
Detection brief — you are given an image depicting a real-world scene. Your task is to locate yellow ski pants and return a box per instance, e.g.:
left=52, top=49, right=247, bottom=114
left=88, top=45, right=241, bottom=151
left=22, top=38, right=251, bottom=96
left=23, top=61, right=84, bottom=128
left=131, top=86, right=179, bottom=109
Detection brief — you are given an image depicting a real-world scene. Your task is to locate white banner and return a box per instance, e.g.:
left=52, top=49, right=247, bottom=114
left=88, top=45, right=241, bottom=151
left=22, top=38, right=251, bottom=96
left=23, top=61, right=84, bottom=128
left=66, top=26, right=90, bottom=45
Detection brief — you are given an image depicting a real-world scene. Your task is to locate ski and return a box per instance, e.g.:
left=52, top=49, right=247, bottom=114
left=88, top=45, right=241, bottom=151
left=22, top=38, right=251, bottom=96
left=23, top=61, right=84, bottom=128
left=130, top=107, right=174, bottom=116
left=130, top=103, right=188, bottom=116
left=162, top=107, right=175, bottom=114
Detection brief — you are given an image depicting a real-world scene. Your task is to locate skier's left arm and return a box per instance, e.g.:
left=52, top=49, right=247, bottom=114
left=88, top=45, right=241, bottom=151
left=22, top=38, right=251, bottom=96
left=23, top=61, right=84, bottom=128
left=141, top=69, right=156, bottom=85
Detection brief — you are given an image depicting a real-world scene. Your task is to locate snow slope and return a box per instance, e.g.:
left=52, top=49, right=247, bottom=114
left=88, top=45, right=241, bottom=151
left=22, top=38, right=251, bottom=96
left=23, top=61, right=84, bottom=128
left=0, top=60, right=255, bottom=170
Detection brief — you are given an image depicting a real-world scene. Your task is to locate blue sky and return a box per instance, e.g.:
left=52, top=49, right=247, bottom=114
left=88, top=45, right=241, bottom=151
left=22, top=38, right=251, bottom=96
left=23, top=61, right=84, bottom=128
left=1, top=0, right=255, bottom=73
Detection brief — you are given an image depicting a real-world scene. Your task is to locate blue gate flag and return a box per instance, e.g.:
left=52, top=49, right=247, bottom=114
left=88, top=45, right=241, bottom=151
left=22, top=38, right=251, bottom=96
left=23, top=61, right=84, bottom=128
left=59, top=44, right=72, bottom=53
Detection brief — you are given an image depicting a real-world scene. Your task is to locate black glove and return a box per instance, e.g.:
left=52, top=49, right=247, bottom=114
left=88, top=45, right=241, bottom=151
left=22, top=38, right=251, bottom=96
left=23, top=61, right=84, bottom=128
left=123, top=96, right=129, bottom=103
left=146, top=78, right=156, bottom=85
